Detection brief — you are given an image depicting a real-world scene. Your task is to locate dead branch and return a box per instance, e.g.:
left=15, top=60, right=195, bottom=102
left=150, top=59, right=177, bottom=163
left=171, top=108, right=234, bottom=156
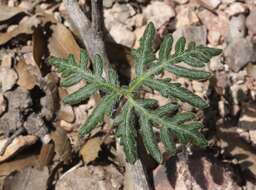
left=64, top=0, right=110, bottom=74
left=0, top=127, right=24, bottom=155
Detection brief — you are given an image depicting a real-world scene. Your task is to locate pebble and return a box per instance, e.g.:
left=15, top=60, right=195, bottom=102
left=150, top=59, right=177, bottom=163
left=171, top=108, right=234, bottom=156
left=224, top=38, right=256, bottom=72
left=103, top=0, right=115, bottom=8
left=112, top=3, right=133, bottom=24
left=110, top=23, right=136, bottom=47
left=198, top=10, right=229, bottom=45
left=182, top=25, right=207, bottom=45
left=225, top=2, right=248, bottom=17
left=209, top=56, right=224, bottom=71
left=0, top=67, right=18, bottom=92
left=176, top=6, right=199, bottom=28
left=227, top=15, right=246, bottom=41
left=143, top=1, right=175, bottom=28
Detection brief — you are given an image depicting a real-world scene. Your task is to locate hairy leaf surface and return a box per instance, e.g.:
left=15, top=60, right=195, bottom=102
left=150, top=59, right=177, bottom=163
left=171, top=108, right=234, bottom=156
left=50, top=22, right=221, bottom=164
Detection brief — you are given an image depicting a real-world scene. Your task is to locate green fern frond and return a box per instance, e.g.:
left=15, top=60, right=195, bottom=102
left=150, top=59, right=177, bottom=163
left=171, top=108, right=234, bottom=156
left=49, top=22, right=221, bottom=164
left=118, top=105, right=138, bottom=163
left=139, top=114, right=162, bottom=163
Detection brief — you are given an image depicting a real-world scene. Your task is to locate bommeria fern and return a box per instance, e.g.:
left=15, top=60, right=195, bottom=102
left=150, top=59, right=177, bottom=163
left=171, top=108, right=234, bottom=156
left=49, top=22, right=222, bottom=164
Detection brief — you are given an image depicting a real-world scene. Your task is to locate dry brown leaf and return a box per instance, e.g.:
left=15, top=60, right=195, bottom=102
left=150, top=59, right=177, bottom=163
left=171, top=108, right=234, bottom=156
left=48, top=23, right=80, bottom=61
left=15, top=58, right=37, bottom=90
left=3, top=166, right=49, bottom=190
left=51, top=126, right=72, bottom=164
left=37, top=143, right=55, bottom=169
left=80, top=137, right=102, bottom=163
left=0, top=16, right=40, bottom=45
left=0, top=155, right=37, bottom=176
left=0, top=5, right=27, bottom=22
left=0, top=135, right=38, bottom=162
left=32, top=27, right=49, bottom=75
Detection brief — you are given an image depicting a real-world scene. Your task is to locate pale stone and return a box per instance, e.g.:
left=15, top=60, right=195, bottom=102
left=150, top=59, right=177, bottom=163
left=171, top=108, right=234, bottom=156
left=110, top=23, right=136, bottom=47
left=176, top=6, right=199, bottom=28
left=225, top=2, right=248, bottom=17
left=144, top=1, right=175, bottom=28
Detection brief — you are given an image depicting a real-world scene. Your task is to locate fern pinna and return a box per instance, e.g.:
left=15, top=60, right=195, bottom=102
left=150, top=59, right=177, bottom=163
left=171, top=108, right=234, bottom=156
left=49, top=23, right=222, bottom=164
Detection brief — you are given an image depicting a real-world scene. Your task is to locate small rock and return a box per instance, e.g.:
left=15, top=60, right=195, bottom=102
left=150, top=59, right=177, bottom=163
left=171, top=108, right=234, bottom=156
left=0, top=94, right=6, bottom=116
left=112, top=3, right=132, bottom=23
left=58, top=104, right=75, bottom=123
left=198, top=10, right=229, bottom=45
left=126, top=14, right=146, bottom=31
left=246, top=8, right=256, bottom=37
left=224, top=38, right=256, bottom=72
left=200, top=0, right=221, bottom=9
left=209, top=56, right=223, bottom=71
left=104, top=9, right=116, bottom=31
left=192, top=80, right=205, bottom=94
left=1, top=53, right=12, bottom=68
left=110, top=23, right=136, bottom=47
left=225, top=2, right=248, bottom=17
left=59, top=120, right=73, bottom=132
left=228, top=15, right=246, bottom=41
left=103, top=0, right=115, bottom=8
left=176, top=6, right=199, bottom=28
left=182, top=25, right=207, bottom=45
left=104, top=3, right=135, bottom=29
left=0, top=68, right=18, bottom=92
left=144, top=1, right=175, bottom=28
left=133, top=14, right=146, bottom=28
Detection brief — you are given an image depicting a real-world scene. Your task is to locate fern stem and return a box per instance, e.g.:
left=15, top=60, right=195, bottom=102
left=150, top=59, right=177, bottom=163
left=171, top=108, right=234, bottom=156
left=127, top=96, right=201, bottom=141
left=128, top=56, right=181, bottom=93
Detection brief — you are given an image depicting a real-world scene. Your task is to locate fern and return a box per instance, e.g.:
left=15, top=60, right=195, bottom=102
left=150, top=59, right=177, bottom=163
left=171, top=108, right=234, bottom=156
left=49, top=22, right=221, bottom=164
